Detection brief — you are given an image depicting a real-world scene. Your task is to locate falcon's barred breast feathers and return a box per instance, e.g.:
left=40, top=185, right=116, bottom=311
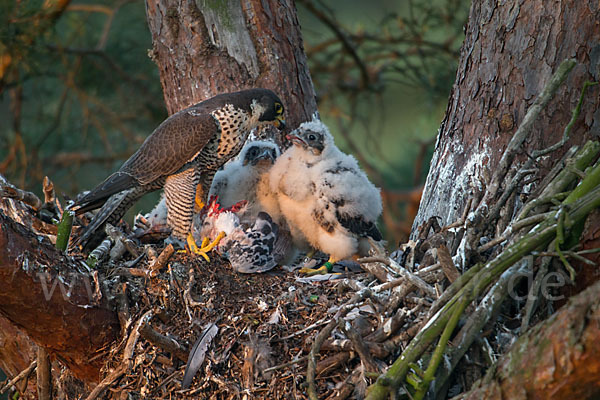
left=70, top=89, right=285, bottom=250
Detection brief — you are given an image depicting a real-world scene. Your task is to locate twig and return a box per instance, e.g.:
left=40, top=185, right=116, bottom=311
left=342, top=320, right=380, bottom=373
left=307, top=289, right=373, bottom=400
left=87, top=237, right=112, bottom=268
left=0, top=185, right=42, bottom=211
left=477, top=212, right=552, bottom=253
left=359, top=256, right=436, bottom=297
left=555, top=208, right=576, bottom=281
left=184, top=269, right=202, bottom=322
left=414, top=290, right=470, bottom=400
left=42, top=176, right=61, bottom=215
left=521, top=254, right=552, bottom=332
left=437, top=245, right=459, bottom=282
left=85, top=310, right=153, bottom=400
left=277, top=317, right=330, bottom=341
left=529, top=142, right=600, bottom=211
left=480, top=59, right=576, bottom=207
left=105, top=223, right=139, bottom=261
left=149, top=244, right=174, bottom=275
left=36, top=347, right=52, bottom=400
left=531, top=81, right=598, bottom=158
left=0, top=360, right=36, bottom=394
left=84, top=364, right=127, bottom=400
left=298, top=0, right=370, bottom=89
left=115, top=282, right=130, bottom=335
left=462, top=59, right=577, bottom=264
left=427, top=263, right=482, bottom=319
left=431, top=258, right=531, bottom=395
left=55, top=210, right=74, bottom=252
left=140, top=323, right=188, bottom=362
left=367, top=182, right=600, bottom=400
left=263, top=356, right=308, bottom=374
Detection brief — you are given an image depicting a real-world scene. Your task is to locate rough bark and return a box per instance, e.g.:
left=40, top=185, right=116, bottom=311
left=0, top=196, right=120, bottom=382
left=145, top=0, right=318, bottom=130
left=413, top=0, right=600, bottom=232
left=455, top=278, right=600, bottom=400
left=0, top=314, right=36, bottom=387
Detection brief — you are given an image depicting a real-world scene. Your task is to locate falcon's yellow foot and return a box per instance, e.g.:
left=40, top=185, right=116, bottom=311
left=186, top=232, right=226, bottom=262
left=299, top=260, right=335, bottom=276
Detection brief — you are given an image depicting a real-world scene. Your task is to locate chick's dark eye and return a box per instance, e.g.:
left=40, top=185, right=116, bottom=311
left=308, top=134, right=316, bottom=141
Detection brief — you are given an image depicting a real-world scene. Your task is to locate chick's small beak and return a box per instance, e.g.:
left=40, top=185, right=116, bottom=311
left=251, top=149, right=276, bottom=165
left=286, top=133, right=305, bottom=147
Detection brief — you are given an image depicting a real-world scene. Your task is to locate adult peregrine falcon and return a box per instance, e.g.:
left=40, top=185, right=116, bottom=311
left=71, top=89, right=285, bottom=249
left=268, top=119, right=382, bottom=274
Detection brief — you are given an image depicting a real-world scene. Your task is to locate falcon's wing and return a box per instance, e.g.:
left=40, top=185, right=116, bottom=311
left=122, top=107, right=219, bottom=185
left=335, top=210, right=382, bottom=241
left=314, top=158, right=382, bottom=241
left=73, top=104, right=218, bottom=213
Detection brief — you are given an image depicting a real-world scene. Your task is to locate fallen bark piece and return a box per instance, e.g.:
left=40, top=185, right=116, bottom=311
left=455, top=278, right=600, bottom=400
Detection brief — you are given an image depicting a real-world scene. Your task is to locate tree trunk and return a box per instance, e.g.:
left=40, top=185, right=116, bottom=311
left=145, top=0, right=317, bottom=128
left=455, top=278, right=600, bottom=400
left=413, top=0, right=600, bottom=232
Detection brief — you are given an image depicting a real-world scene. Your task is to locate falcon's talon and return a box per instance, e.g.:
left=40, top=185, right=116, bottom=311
left=300, top=260, right=335, bottom=276
left=187, top=231, right=226, bottom=262
left=201, top=236, right=210, bottom=248
left=185, top=234, right=211, bottom=261
left=199, top=231, right=226, bottom=253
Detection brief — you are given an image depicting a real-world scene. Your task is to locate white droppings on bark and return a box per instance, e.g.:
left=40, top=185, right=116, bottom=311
left=412, top=137, right=493, bottom=238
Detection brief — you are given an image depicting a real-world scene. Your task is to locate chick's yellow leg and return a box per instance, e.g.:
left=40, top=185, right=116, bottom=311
left=299, top=256, right=337, bottom=276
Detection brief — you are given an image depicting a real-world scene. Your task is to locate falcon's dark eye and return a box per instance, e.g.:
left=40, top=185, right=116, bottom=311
left=274, top=102, right=283, bottom=115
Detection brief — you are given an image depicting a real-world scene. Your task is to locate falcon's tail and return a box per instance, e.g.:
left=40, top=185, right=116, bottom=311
left=71, top=172, right=138, bottom=215
left=72, top=186, right=146, bottom=251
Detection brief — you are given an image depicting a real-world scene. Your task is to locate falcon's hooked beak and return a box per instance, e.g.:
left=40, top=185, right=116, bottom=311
left=273, top=115, right=286, bottom=130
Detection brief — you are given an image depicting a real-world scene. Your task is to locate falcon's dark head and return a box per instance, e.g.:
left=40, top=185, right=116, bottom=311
left=241, top=140, right=280, bottom=167
left=247, top=89, right=286, bottom=130
left=287, top=119, right=333, bottom=155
